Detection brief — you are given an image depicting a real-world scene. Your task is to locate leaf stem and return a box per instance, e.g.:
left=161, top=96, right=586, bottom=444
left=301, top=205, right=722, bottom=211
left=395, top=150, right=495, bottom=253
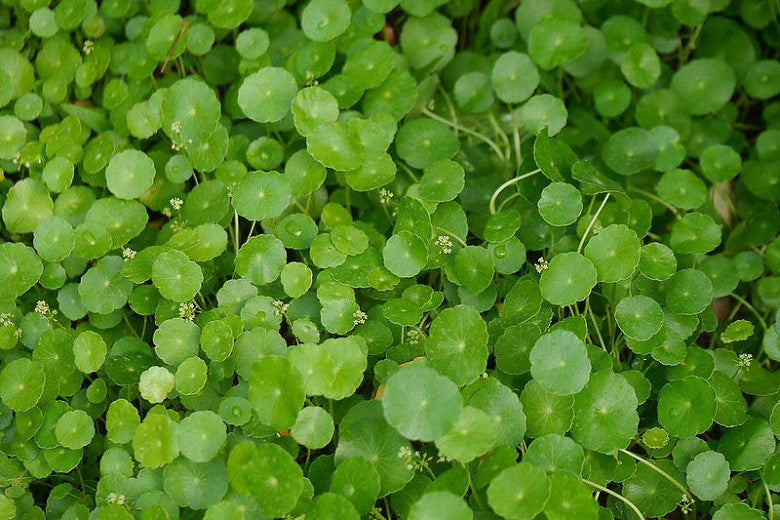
left=577, top=193, right=610, bottom=253
left=618, top=449, right=692, bottom=503
left=729, top=292, right=768, bottom=331
left=765, top=480, right=774, bottom=520
left=587, top=302, right=608, bottom=352
left=581, top=479, right=645, bottom=520
left=465, top=466, right=487, bottom=511
left=434, top=226, right=467, bottom=248
left=233, top=210, right=240, bottom=255
left=422, top=108, right=507, bottom=161
left=628, top=186, right=680, bottom=218
left=489, top=169, right=541, bottom=214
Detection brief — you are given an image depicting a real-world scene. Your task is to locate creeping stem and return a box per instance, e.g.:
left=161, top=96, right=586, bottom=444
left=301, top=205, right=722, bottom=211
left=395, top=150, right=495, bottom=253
left=421, top=108, right=507, bottom=161
left=488, top=169, right=541, bottom=214
left=577, top=193, right=610, bottom=253
left=581, top=479, right=645, bottom=520
left=618, top=449, right=693, bottom=504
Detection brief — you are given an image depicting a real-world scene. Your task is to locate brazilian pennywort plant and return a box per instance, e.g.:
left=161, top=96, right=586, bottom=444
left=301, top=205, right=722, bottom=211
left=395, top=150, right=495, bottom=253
left=0, top=0, right=778, bottom=518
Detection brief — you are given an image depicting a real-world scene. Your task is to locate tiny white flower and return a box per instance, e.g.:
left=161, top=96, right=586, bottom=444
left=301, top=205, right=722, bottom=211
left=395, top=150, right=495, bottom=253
left=161, top=207, right=172, bottom=217
left=435, top=235, right=453, bottom=254
left=122, top=247, right=136, bottom=260
left=169, top=198, right=184, bottom=211
left=82, top=40, right=94, bottom=55
left=273, top=300, right=289, bottom=315
left=353, top=309, right=367, bottom=326
left=378, top=188, right=394, bottom=204
left=0, top=313, right=13, bottom=327
left=534, top=258, right=549, bottom=273
left=34, top=300, right=50, bottom=315
left=178, top=301, right=197, bottom=321
left=738, top=352, right=753, bottom=368
left=170, top=120, right=183, bottom=134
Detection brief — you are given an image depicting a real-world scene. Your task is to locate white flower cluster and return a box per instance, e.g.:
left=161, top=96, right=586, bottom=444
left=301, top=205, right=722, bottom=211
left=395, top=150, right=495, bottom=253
left=273, top=300, right=289, bottom=315
left=397, top=446, right=432, bottom=472
left=34, top=300, right=50, bottom=315
left=82, top=40, right=94, bottom=55
left=407, top=329, right=421, bottom=345
left=0, top=313, right=13, bottom=327
left=169, top=198, right=184, bottom=211
left=106, top=493, right=126, bottom=506
left=169, top=121, right=192, bottom=151
left=534, top=258, right=549, bottom=273
left=738, top=352, right=753, bottom=368
left=435, top=235, right=453, bottom=254
left=178, top=301, right=197, bottom=321
left=352, top=309, right=367, bottom=326
left=122, top=247, right=136, bottom=260
left=378, top=188, right=394, bottom=204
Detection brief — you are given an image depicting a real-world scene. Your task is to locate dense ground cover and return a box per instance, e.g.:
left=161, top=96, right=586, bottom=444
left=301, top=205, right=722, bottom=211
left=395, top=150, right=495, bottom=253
left=0, top=0, right=778, bottom=518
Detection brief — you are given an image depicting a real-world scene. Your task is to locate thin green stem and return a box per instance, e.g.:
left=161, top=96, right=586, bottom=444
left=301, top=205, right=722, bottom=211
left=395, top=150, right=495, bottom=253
left=434, top=227, right=468, bottom=248
left=581, top=479, right=644, bottom=520
left=618, top=449, right=692, bottom=503
left=489, top=169, right=541, bottom=214
left=422, top=108, right=507, bottom=161
left=588, top=303, right=608, bottom=352
left=628, top=186, right=680, bottom=218
left=764, top=480, right=774, bottom=520
left=398, top=162, right=419, bottom=183
left=233, top=210, right=240, bottom=254
left=730, top=292, right=768, bottom=331
left=465, top=466, right=487, bottom=511
left=577, top=193, right=610, bottom=253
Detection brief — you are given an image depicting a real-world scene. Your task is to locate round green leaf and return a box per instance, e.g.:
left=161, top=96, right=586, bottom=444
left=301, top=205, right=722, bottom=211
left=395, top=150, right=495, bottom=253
left=657, top=376, right=716, bottom=437
left=487, top=462, right=551, bottom=520
left=528, top=18, right=587, bottom=70
left=383, top=231, right=428, bottom=278
left=232, top=171, right=291, bottom=221
left=105, top=150, right=155, bottom=200
left=543, top=472, right=600, bottom=520
left=163, top=457, right=228, bottom=510
left=153, top=317, right=200, bottom=366
left=395, top=118, right=459, bottom=169
left=639, top=242, right=677, bottom=281
left=435, top=406, right=496, bottom=463
left=382, top=363, right=462, bottom=442
left=177, top=410, right=226, bottom=462
left=700, top=144, right=741, bottom=183
left=539, top=252, right=597, bottom=306
left=248, top=355, right=305, bottom=430
left=671, top=59, right=736, bottom=115
left=621, top=42, right=660, bottom=89
left=0, top=358, right=45, bottom=412
left=291, top=406, right=334, bottom=450
left=409, top=491, right=472, bottom=520
left=665, top=268, right=713, bottom=315
left=492, top=51, right=539, bottom=104
left=425, top=305, right=488, bottom=386
left=132, top=413, right=179, bottom=468
left=686, top=451, right=730, bottom=501
left=537, top=182, right=582, bottom=226
left=235, top=234, right=286, bottom=286
left=55, top=410, right=94, bottom=449
left=330, top=456, right=381, bottom=515
left=602, top=127, right=658, bottom=175
left=623, top=458, right=685, bottom=518
left=138, top=364, right=176, bottom=404
left=227, top=441, right=304, bottom=517
left=615, top=295, right=664, bottom=341
left=238, top=67, right=298, bottom=123
left=33, top=215, right=74, bottom=263
left=530, top=330, right=591, bottom=396
left=670, top=212, right=722, bottom=255
left=152, top=249, right=203, bottom=302
left=571, top=371, right=639, bottom=453
left=301, top=0, right=351, bottom=42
